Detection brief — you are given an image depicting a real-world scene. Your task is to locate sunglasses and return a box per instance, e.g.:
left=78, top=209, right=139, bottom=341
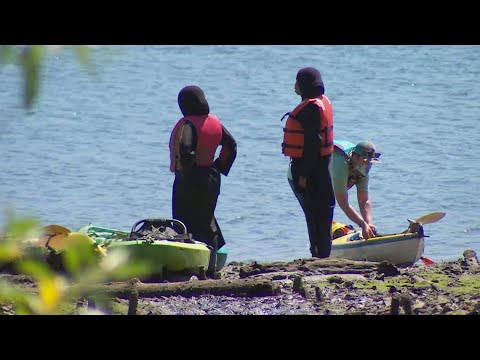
left=358, top=151, right=381, bottom=160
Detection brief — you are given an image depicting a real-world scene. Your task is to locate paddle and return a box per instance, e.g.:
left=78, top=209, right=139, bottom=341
left=47, top=232, right=107, bottom=256
left=41, top=224, right=72, bottom=248
left=420, top=256, right=435, bottom=265
left=33, top=225, right=107, bottom=256
left=412, top=213, right=445, bottom=266
left=22, top=224, right=72, bottom=247
left=411, top=212, right=446, bottom=225
left=42, top=224, right=71, bottom=234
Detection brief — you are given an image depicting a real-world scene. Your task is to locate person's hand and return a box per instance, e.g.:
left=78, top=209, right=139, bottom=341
left=298, top=176, right=307, bottom=189
left=360, top=221, right=376, bottom=239
left=212, top=158, right=222, bottom=172
left=368, top=223, right=377, bottom=235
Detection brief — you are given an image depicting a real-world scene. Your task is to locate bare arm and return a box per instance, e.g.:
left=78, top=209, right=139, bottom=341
left=335, top=190, right=376, bottom=239
left=335, top=191, right=366, bottom=228
left=357, top=190, right=373, bottom=226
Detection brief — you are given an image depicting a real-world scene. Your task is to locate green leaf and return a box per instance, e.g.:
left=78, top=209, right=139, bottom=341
left=73, top=45, right=91, bottom=68
left=0, top=45, right=15, bottom=64
left=107, top=260, right=155, bottom=281
left=0, top=280, right=34, bottom=303
left=62, top=240, right=100, bottom=278
left=21, top=45, right=45, bottom=108
left=17, top=259, right=54, bottom=281
left=3, top=214, right=39, bottom=240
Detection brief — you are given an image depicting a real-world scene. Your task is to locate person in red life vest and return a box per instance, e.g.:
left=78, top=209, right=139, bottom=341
left=169, top=85, right=237, bottom=277
left=282, top=67, right=335, bottom=258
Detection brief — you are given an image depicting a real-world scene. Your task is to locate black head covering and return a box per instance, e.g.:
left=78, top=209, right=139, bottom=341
left=296, top=67, right=325, bottom=98
left=178, top=85, right=210, bottom=116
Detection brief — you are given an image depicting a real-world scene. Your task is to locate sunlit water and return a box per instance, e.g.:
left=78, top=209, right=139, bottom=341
left=1, top=45, right=479, bottom=263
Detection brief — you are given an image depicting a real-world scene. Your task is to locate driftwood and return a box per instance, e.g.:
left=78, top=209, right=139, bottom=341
left=390, top=293, right=414, bottom=315
left=239, top=258, right=381, bottom=278
left=128, top=279, right=140, bottom=315
left=463, top=250, right=479, bottom=270
left=72, top=278, right=281, bottom=299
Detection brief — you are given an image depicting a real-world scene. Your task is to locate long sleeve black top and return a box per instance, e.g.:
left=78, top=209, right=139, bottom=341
left=292, top=102, right=323, bottom=178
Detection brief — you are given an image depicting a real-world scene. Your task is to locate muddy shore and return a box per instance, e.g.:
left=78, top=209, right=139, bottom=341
left=1, top=249, right=479, bottom=315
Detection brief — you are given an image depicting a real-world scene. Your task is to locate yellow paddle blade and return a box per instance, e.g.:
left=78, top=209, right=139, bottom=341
left=414, top=212, right=446, bottom=225
left=42, top=225, right=71, bottom=236
left=47, top=232, right=107, bottom=257
left=23, top=225, right=73, bottom=247
left=39, top=225, right=72, bottom=247
left=46, top=233, right=77, bottom=251
left=47, top=232, right=90, bottom=250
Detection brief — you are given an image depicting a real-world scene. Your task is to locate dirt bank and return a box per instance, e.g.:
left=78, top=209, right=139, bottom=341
left=1, top=250, right=479, bottom=315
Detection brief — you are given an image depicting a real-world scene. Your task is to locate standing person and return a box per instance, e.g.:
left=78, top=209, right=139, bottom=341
left=169, top=85, right=237, bottom=277
left=282, top=67, right=335, bottom=258
left=331, top=139, right=381, bottom=239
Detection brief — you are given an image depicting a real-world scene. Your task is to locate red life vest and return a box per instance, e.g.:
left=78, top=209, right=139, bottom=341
left=281, top=96, right=334, bottom=158
left=169, top=114, right=223, bottom=173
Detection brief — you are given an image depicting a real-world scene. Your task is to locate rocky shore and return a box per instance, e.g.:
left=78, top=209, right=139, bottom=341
left=1, top=250, right=479, bottom=315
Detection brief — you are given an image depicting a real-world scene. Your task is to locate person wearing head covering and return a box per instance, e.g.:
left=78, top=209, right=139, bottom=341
left=329, top=139, right=381, bottom=239
left=169, top=85, right=237, bottom=277
left=282, top=67, right=335, bottom=258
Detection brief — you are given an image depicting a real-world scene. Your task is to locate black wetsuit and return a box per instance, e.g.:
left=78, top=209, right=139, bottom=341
left=172, top=86, right=237, bottom=276
left=172, top=121, right=237, bottom=254
left=288, top=102, right=335, bottom=258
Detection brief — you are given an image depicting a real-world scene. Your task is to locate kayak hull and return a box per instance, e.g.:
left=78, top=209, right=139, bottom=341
left=331, top=228, right=425, bottom=266
left=78, top=224, right=228, bottom=276
left=105, top=239, right=210, bottom=273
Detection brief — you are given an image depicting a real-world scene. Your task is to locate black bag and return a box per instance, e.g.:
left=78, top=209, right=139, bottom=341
left=128, top=218, right=194, bottom=243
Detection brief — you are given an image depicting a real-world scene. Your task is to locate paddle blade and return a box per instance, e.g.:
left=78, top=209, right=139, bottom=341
left=415, top=212, right=446, bottom=225
left=42, top=225, right=71, bottom=236
left=48, top=232, right=107, bottom=256
left=420, top=256, right=435, bottom=265
left=25, top=225, right=72, bottom=247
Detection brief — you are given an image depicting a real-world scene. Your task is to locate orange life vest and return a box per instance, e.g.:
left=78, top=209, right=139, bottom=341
left=169, top=114, right=223, bottom=172
left=281, top=96, right=334, bottom=158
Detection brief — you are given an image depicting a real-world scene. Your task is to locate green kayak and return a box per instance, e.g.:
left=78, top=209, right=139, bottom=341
left=78, top=219, right=228, bottom=278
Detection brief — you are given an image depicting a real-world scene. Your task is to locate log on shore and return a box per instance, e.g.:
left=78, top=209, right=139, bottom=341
left=239, top=258, right=381, bottom=278
left=73, top=278, right=281, bottom=299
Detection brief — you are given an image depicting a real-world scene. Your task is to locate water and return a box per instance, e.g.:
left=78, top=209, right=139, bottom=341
left=1, top=45, right=479, bottom=263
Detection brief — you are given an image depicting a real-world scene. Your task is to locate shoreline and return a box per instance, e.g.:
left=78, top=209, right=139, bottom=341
left=1, top=249, right=479, bottom=315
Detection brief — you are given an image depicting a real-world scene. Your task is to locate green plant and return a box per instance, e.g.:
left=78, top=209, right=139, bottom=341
left=0, top=45, right=95, bottom=108
left=0, top=214, right=153, bottom=315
